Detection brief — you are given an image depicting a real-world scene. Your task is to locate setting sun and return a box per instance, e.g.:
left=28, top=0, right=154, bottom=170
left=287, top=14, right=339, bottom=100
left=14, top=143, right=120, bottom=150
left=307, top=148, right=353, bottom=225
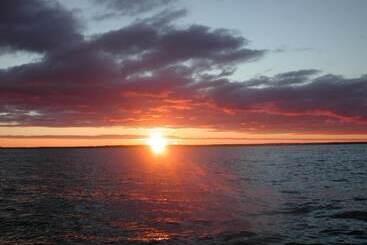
left=147, top=131, right=167, bottom=154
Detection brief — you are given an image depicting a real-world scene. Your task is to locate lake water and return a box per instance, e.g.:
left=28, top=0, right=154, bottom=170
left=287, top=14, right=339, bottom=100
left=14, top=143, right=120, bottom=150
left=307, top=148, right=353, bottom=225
left=0, top=144, right=366, bottom=244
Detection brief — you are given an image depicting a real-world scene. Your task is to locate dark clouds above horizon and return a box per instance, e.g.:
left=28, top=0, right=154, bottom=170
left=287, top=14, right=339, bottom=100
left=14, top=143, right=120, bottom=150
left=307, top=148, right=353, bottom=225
left=0, top=0, right=366, bottom=134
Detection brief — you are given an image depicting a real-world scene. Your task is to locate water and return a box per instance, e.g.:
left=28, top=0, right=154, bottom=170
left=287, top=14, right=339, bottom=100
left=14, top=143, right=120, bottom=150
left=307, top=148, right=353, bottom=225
left=0, top=144, right=366, bottom=244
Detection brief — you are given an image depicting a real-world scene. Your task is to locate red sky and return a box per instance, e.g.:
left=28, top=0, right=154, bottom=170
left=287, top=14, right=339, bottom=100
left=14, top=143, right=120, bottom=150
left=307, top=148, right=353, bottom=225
left=0, top=0, right=366, bottom=147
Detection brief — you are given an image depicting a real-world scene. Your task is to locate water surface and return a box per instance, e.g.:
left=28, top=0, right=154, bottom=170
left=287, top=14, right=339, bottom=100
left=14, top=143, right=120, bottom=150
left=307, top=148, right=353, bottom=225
left=0, top=144, right=366, bottom=244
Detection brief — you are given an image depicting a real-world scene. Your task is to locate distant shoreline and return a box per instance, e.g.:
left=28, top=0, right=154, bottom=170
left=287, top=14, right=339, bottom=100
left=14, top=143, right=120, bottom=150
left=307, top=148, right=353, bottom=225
left=1, top=141, right=366, bottom=149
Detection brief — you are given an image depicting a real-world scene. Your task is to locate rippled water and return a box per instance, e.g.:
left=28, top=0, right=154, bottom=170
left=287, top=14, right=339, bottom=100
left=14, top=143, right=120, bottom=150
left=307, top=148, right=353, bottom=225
left=0, top=144, right=366, bottom=244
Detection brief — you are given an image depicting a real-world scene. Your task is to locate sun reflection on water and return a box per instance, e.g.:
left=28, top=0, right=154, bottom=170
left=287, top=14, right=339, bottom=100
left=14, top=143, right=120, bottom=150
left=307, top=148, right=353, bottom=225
left=56, top=146, right=248, bottom=243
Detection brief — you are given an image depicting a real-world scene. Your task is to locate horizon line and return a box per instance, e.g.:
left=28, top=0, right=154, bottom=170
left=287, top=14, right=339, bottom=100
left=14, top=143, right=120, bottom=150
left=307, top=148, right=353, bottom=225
left=1, top=141, right=366, bottom=149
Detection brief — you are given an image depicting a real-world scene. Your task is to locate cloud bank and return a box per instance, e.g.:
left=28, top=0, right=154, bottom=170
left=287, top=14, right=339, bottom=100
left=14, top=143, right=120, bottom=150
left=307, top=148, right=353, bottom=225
left=0, top=0, right=366, bottom=134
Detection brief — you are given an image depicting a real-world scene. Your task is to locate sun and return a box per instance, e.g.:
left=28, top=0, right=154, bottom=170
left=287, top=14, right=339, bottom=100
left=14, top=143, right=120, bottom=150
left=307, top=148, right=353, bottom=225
left=147, top=131, right=167, bottom=154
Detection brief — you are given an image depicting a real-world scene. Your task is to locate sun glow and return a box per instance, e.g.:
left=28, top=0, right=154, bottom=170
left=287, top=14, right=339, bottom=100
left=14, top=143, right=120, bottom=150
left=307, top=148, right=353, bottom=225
left=147, top=131, right=167, bottom=154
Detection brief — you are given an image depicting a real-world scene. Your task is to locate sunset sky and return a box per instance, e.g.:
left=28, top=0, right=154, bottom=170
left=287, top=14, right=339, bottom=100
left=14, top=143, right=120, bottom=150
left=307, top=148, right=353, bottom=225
left=0, top=0, right=367, bottom=147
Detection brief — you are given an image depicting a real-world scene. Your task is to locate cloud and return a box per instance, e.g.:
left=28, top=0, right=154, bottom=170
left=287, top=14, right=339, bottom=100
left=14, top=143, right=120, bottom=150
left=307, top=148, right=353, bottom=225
left=0, top=0, right=81, bottom=53
left=204, top=72, right=367, bottom=133
left=0, top=0, right=366, bottom=135
left=91, top=0, right=177, bottom=20
left=92, top=23, right=263, bottom=77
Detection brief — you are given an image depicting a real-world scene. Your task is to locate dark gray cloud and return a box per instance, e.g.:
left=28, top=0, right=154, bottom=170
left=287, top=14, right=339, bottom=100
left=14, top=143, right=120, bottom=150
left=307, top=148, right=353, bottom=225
left=0, top=0, right=81, bottom=53
left=103, top=0, right=174, bottom=14
left=206, top=72, right=367, bottom=132
left=244, top=69, right=321, bottom=87
left=92, top=0, right=177, bottom=20
left=93, top=23, right=263, bottom=77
